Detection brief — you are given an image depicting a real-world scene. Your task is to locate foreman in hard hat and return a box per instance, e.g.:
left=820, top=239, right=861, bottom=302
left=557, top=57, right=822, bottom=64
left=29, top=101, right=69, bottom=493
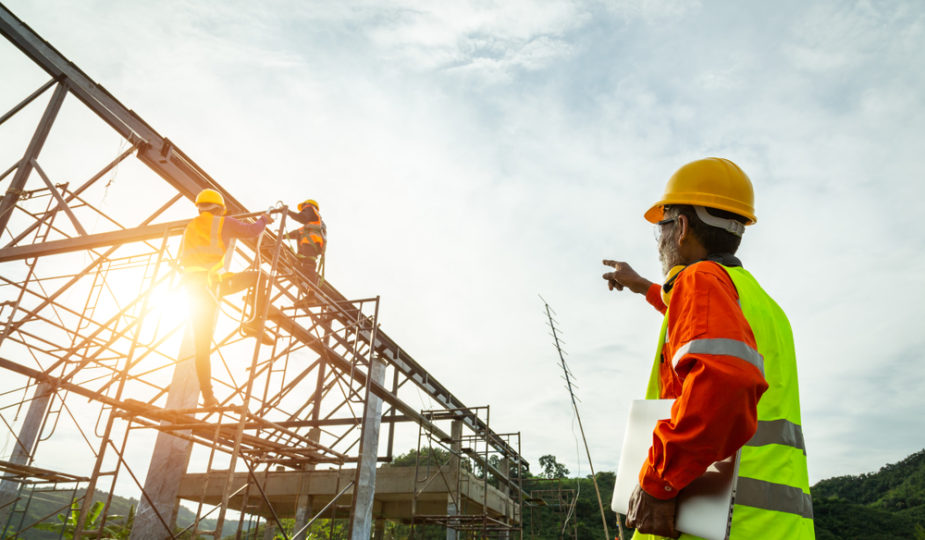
left=602, top=158, right=813, bottom=539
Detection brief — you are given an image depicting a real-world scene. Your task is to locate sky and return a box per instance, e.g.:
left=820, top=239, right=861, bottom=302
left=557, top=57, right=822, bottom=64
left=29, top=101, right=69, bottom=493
left=1, top=0, right=924, bottom=491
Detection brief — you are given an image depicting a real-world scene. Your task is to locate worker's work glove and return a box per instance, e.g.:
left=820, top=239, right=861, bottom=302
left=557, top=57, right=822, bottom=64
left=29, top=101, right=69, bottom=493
left=626, top=484, right=679, bottom=538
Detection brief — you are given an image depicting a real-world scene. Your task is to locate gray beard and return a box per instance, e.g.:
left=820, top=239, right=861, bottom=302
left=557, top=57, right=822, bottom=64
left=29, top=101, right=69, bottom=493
left=658, top=234, right=683, bottom=276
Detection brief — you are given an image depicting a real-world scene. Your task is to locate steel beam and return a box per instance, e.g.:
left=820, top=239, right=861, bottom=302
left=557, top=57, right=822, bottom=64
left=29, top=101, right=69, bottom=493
left=30, top=162, right=86, bottom=235
left=4, top=145, right=139, bottom=249
left=0, top=4, right=245, bottom=213
left=0, top=218, right=188, bottom=262
left=0, top=5, right=526, bottom=470
left=0, top=82, right=67, bottom=237
left=0, top=6, right=530, bottom=534
left=0, top=76, right=57, bottom=128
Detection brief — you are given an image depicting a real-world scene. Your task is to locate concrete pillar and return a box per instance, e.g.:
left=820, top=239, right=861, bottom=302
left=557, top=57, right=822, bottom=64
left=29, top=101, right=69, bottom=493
left=0, top=381, right=53, bottom=515
left=374, top=518, right=385, bottom=540
left=348, top=357, right=386, bottom=540
left=445, top=494, right=459, bottom=540
left=132, top=244, right=236, bottom=539
left=130, top=328, right=199, bottom=539
left=446, top=419, right=463, bottom=540
left=292, top=427, right=320, bottom=540
left=500, top=456, right=511, bottom=540
left=293, top=493, right=312, bottom=540
left=262, top=521, right=276, bottom=540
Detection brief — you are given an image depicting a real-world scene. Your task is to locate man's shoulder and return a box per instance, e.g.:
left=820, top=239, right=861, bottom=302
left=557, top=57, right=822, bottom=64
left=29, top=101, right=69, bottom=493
left=674, top=261, right=737, bottom=298
left=680, top=260, right=734, bottom=281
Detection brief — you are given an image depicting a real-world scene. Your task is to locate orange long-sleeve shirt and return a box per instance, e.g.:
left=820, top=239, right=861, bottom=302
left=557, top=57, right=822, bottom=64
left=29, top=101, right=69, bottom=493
left=640, top=261, right=768, bottom=500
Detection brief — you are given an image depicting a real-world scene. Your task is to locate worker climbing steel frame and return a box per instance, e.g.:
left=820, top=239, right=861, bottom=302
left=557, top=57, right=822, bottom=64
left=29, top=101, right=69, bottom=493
left=0, top=4, right=527, bottom=539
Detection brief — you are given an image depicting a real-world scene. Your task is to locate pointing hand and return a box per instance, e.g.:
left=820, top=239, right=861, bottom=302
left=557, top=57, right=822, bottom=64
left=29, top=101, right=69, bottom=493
left=602, top=259, right=652, bottom=295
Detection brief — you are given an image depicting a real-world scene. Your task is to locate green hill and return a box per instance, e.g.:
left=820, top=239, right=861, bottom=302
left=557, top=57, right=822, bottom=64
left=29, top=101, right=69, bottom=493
left=521, top=451, right=925, bottom=539
left=812, top=449, right=925, bottom=539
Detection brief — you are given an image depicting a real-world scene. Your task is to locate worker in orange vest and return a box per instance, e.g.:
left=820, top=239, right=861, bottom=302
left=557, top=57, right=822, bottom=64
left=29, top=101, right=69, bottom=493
left=179, top=188, right=274, bottom=407
left=603, top=158, right=812, bottom=538
left=285, top=199, right=326, bottom=286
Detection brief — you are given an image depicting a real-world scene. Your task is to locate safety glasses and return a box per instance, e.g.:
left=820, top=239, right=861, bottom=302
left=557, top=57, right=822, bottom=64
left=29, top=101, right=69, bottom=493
left=653, top=216, right=677, bottom=242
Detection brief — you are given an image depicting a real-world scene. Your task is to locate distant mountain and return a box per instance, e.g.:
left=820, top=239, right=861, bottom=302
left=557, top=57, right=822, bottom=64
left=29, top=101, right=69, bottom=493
left=812, top=449, right=925, bottom=539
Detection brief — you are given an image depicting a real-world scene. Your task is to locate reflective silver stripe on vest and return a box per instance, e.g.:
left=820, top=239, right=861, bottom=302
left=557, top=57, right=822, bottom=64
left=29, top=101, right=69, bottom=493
left=747, top=419, right=806, bottom=454
left=671, top=338, right=764, bottom=374
left=207, top=216, right=222, bottom=252
left=736, top=476, right=813, bottom=519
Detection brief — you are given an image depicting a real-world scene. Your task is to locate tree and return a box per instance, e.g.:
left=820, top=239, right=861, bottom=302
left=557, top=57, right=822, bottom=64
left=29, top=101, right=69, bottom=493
left=539, top=455, right=569, bottom=479
left=34, top=499, right=128, bottom=538
left=391, top=447, right=452, bottom=467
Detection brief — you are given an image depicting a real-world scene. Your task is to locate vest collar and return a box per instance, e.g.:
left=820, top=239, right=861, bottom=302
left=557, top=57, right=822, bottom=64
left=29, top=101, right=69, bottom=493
left=704, top=252, right=742, bottom=267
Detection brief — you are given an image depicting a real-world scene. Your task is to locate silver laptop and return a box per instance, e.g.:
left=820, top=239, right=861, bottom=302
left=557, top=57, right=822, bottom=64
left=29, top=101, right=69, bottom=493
left=611, top=399, right=740, bottom=540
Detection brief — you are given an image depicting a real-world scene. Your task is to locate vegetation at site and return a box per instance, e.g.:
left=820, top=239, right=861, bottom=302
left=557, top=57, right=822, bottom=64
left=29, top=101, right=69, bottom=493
left=812, top=449, right=925, bottom=539
left=389, top=449, right=925, bottom=539
left=5, top=449, right=925, bottom=538
left=31, top=500, right=131, bottom=538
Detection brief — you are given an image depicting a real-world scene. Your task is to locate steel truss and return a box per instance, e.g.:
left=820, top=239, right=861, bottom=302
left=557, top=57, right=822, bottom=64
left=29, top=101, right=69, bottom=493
left=410, top=407, right=523, bottom=539
left=0, top=4, right=526, bottom=539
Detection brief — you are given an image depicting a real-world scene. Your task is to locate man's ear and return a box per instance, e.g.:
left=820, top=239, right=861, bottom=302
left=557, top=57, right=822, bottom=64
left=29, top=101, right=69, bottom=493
left=676, top=214, right=690, bottom=245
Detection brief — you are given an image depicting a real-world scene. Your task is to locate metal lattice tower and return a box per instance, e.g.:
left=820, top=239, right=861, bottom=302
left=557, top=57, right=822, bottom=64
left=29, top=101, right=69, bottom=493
left=541, top=297, right=611, bottom=540
left=0, top=4, right=527, bottom=539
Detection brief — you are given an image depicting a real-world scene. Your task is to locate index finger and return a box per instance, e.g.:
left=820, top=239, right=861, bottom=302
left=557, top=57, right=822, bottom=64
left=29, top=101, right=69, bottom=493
left=603, top=259, right=618, bottom=267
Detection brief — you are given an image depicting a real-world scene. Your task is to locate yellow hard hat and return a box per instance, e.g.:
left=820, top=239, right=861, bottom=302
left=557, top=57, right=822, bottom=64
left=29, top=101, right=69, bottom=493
left=195, top=189, right=225, bottom=209
left=298, top=199, right=319, bottom=212
left=644, top=158, right=756, bottom=225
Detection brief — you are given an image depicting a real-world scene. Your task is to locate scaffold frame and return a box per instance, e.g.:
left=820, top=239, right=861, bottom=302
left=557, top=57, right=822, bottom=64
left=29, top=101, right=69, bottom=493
left=0, top=4, right=528, bottom=539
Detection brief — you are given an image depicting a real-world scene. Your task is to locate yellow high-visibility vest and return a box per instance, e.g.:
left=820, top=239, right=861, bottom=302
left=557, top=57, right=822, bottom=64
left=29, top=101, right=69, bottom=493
left=179, top=212, right=226, bottom=277
left=635, top=265, right=814, bottom=540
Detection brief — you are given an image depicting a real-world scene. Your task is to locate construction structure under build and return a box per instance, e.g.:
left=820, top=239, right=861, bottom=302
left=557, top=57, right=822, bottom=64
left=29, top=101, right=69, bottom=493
left=0, top=4, right=527, bottom=538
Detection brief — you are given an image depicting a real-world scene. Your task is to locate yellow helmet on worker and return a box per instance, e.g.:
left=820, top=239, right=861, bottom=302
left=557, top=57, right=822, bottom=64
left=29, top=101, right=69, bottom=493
left=644, top=157, right=756, bottom=225
left=195, top=189, right=225, bottom=213
left=298, top=199, right=319, bottom=212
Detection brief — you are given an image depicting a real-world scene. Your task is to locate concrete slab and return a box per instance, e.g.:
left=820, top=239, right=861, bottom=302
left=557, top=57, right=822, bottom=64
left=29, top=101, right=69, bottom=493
left=178, top=464, right=516, bottom=522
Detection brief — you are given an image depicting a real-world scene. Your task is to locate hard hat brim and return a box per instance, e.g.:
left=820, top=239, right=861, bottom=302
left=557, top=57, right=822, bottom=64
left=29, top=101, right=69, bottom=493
left=644, top=196, right=757, bottom=225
